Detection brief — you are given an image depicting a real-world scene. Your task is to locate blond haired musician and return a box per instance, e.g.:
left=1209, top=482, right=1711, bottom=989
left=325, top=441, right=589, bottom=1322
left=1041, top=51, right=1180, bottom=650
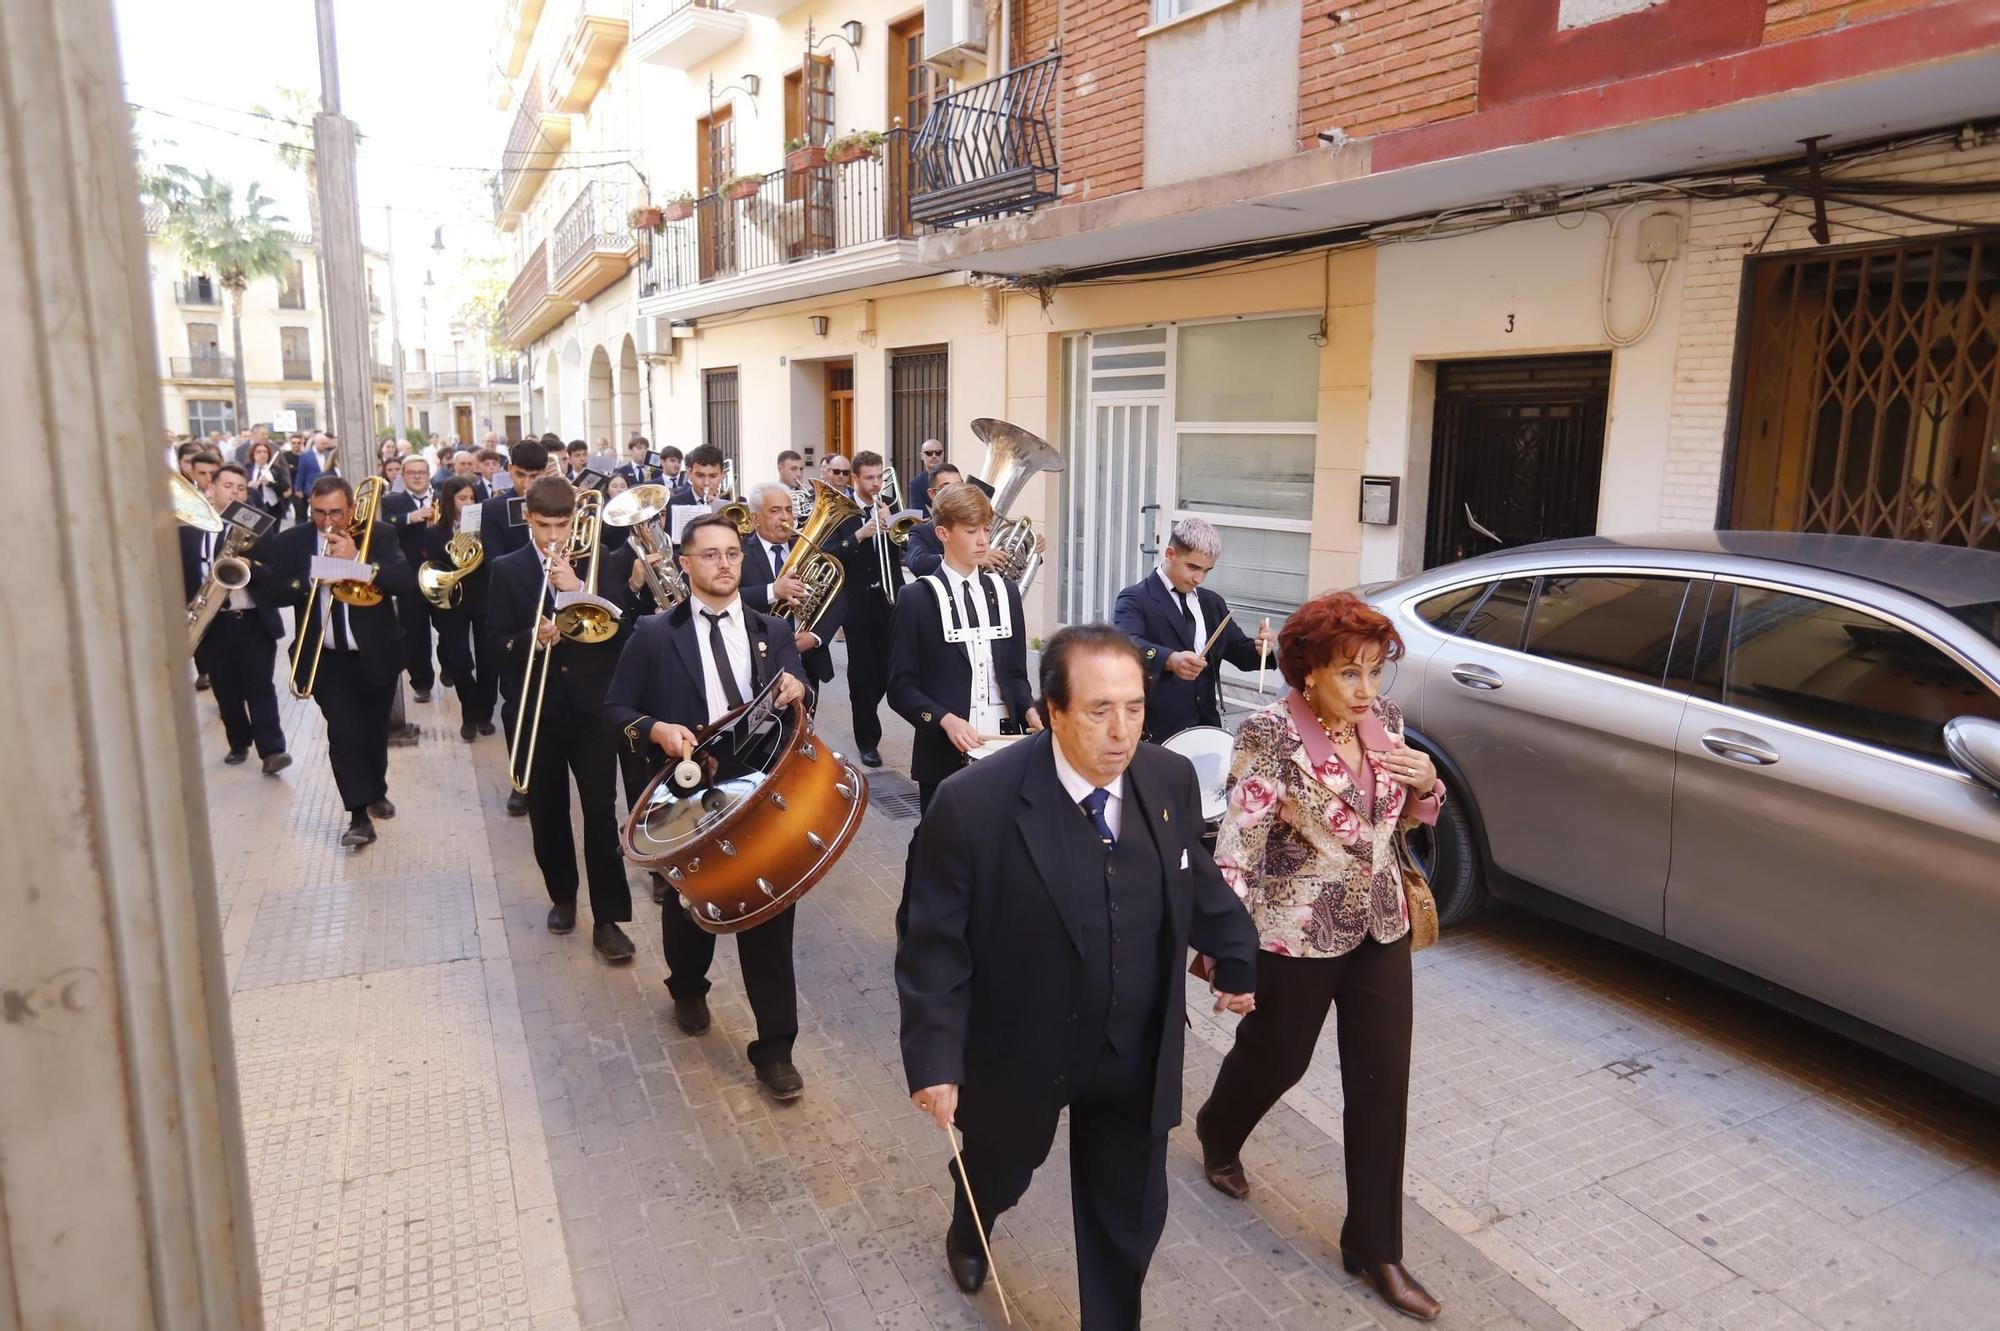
left=886, top=482, right=1040, bottom=814
left=603, top=513, right=811, bottom=1102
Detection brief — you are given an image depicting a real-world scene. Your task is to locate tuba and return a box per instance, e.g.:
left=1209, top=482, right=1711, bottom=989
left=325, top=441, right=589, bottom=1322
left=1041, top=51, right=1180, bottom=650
left=773, top=479, right=859, bottom=632
left=601, top=482, right=688, bottom=611
left=972, top=417, right=1066, bottom=593
left=418, top=530, right=484, bottom=609
left=172, top=471, right=253, bottom=652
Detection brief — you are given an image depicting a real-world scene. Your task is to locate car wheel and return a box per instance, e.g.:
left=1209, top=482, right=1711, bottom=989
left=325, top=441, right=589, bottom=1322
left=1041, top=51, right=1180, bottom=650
left=1404, top=792, right=1485, bottom=927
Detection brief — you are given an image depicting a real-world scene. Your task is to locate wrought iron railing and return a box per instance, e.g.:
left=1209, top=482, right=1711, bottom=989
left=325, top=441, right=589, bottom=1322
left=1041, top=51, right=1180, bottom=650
left=552, top=180, right=632, bottom=282
left=633, top=0, right=725, bottom=38
left=434, top=370, right=484, bottom=389
left=500, top=75, right=550, bottom=204
left=911, top=53, right=1060, bottom=226
left=169, top=355, right=234, bottom=379
left=641, top=129, right=916, bottom=298
left=370, top=361, right=393, bottom=384
left=175, top=279, right=221, bottom=306
left=490, top=364, right=521, bottom=384
left=505, top=241, right=551, bottom=339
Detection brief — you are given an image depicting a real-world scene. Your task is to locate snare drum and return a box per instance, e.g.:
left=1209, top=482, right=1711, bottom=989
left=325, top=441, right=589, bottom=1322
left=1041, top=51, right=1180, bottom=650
left=1161, top=725, right=1233, bottom=841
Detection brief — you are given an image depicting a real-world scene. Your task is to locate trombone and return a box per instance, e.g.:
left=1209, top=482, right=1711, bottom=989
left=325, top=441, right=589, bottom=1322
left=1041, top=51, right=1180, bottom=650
left=873, top=461, right=902, bottom=604
left=289, top=474, right=388, bottom=699
left=508, top=489, right=617, bottom=794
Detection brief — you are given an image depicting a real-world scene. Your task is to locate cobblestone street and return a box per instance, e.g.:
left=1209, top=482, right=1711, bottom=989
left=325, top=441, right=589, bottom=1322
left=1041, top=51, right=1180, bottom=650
left=203, top=651, right=2000, bottom=1331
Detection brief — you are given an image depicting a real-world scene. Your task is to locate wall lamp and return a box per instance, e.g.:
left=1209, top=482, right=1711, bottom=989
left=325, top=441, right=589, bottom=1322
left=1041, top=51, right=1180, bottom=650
left=708, top=72, right=761, bottom=117
left=806, top=18, right=864, bottom=71
left=808, top=315, right=830, bottom=337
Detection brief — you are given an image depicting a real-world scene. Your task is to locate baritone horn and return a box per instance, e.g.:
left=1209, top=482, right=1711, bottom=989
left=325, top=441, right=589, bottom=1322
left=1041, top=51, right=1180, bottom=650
left=601, top=483, right=688, bottom=611
left=972, top=417, right=1066, bottom=593
left=289, top=474, right=388, bottom=699
left=773, top=479, right=860, bottom=632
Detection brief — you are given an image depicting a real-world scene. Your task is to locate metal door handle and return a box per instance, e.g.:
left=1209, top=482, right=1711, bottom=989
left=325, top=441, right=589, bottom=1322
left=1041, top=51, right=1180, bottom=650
left=1449, top=664, right=1503, bottom=691
left=1139, top=503, right=1162, bottom=556
left=1700, top=729, right=1780, bottom=766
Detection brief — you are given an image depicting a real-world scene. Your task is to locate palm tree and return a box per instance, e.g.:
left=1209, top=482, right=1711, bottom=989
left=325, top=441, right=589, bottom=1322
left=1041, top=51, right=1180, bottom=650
left=146, top=167, right=292, bottom=430
left=254, top=89, right=336, bottom=430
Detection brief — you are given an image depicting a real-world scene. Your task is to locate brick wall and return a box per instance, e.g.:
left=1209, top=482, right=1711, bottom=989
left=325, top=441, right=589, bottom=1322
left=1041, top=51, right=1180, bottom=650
left=1763, top=0, right=1940, bottom=43
left=1297, top=0, right=1483, bottom=148
left=1658, top=135, right=2000, bottom=529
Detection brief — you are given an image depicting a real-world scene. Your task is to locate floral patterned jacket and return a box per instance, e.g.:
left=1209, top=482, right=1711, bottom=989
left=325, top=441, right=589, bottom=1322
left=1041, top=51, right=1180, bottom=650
left=1214, top=691, right=1445, bottom=959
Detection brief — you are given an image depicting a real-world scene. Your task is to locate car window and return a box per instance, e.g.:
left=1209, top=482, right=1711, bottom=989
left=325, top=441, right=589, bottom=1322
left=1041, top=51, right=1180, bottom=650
left=1414, top=583, right=1490, bottom=634
left=1458, top=577, right=1533, bottom=651
left=1705, top=583, right=2000, bottom=763
left=1524, top=575, right=1690, bottom=686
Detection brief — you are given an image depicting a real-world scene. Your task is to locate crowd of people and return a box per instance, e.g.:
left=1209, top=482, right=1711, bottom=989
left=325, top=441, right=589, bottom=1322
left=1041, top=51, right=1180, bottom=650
left=167, top=422, right=1449, bottom=1327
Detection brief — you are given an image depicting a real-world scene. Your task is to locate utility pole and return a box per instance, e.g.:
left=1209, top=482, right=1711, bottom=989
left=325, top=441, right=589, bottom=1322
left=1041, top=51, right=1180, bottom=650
left=384, top=205, right=408, bottom=441
left=311, top=0, right=373, bottom=481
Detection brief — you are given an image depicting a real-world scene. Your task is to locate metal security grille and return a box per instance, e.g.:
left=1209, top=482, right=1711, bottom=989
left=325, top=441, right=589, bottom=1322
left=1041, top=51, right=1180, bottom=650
left=703, top=368, right=740, bottom=471
left=1731, top=234, right=2000, bottom=549
left=889, top=346, right=949, bottom=482
left=1424, top=355, right=1612, bottom=569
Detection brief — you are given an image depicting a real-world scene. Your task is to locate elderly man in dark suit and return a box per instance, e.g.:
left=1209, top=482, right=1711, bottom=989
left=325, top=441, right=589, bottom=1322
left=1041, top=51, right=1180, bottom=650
left=1114, top=517, right=1274, bottom=743
left=736, top=481, right=842, bottom=704
left=898, top=625, right=1260, bottom=1329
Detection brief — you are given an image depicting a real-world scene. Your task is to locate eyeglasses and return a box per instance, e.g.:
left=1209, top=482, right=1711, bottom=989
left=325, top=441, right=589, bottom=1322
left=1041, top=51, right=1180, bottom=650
left=828, top=467, right=851, bottom=476
left=922, top=449, right=943, bottom=457
left=685, top=547, right=744, bottom=566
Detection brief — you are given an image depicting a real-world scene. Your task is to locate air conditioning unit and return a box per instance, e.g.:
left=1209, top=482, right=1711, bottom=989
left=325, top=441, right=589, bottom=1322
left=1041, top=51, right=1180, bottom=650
left=633, top=315, right=676, bottom=361
left=923, top=0, right=988, bottom=80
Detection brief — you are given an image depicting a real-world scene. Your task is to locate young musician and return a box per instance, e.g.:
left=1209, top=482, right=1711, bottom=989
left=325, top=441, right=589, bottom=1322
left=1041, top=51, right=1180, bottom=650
left=603, top=513, right=810, bottom=1101
left=616, top=436, right=655, bottom=488
left=1113, top=517, right=1275, bottom=742
left=887, top=482, right=1040, bottom=812
left=666, top=444, right=729, bottom=543
left=901, top=464, right=963, bottom=579
left=181, top=463, right=291, bottom=773
left=775, top=449, right=806, bottom=491
left=267, top=475, right=415, bottom=847
left=420, top=476, right=497, bottom=742
left=823, top=450, right=901, bottom=768
left=562, top=440, right=591, bottom=485
left=486, top=476, right=640, bottom=963
left=476, top=438, right=550, bottom=563
left=383, top=455, right=441, bottom=702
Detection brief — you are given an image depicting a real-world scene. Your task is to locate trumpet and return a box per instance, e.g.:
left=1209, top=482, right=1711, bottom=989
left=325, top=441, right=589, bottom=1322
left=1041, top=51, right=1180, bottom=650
left=601, top=483, right=688, bottom=612
left=417, top=529, right=484, bottom=609
left=289, top=475, right=388, bottom=699
left=774, top=479, right=859, bottom=632
left=171, top=472, right=254, bottom=652
left=509, top=489, right=617, bottom=794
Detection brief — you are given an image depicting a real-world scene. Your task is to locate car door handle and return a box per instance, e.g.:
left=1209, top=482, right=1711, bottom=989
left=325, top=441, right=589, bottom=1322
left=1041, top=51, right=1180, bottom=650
left=1449, top=664, right=1504, bottom=691
left=1700, top=729, right=1780, bottom=766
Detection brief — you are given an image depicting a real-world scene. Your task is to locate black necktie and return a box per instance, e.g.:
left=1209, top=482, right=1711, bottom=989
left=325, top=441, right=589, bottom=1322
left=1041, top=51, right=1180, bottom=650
left=770, top=541, right=786, bottom=573
left=330, top=591, right=351, bottom=651
left=959, top=577, right=979, bottom=631
left=702, top=610, right=745, bottom=708
left=1178, top=590, right=1196, bottom=640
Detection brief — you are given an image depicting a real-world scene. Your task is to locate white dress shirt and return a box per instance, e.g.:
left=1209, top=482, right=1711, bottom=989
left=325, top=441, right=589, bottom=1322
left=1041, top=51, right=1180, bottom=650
left=316, top=533, right=354, bottom=650
left=200, top=530, right=254, bottom=611
left=1050, top=732, right=1124, bottom=841
left=939, top=560, right=1002, bottom=714
left=1157, top=566, right=1205, bottom=649
left=691, top=595, right=753, bottom=723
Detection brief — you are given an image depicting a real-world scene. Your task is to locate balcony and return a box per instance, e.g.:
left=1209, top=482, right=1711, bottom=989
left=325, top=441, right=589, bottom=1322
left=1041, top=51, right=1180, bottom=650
left=435, top=369, right=486, bottom=389
left=282, top=358, right=314, bottom=382
left=729, top=0, right=802, bottom=14
left=637, top=130, right=935, bottom=319
left=497, top=0, right=548, bottom=79
left=168, top=355, right=234, bottom=380
left=552, top=180, right=638, bottom=303
left=370, top=361, right=393, bottom=384
left=175, top=279, right=220, bottom=306
left=548, top=0, right=629, bottom=113
left=491, top=364, right=522, bottom=384
left=910, top=53, right=1060, bottom=226
left=495, top=76, right=571, bottom=222
left=405, top=371, right=434, bottom=396
left=502, top=241, right=578, bottom=348
left=631, top=0, right=743, bottom=69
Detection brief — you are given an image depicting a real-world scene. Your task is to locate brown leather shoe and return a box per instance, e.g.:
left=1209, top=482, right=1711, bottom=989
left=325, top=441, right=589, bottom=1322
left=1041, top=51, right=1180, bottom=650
left=1195, top=1108, right=1250, bottom=1199
left=1342, top=1250, right=1441, bottom=1321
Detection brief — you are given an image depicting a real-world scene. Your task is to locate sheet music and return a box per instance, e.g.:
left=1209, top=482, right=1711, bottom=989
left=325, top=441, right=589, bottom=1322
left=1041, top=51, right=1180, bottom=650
left=310, top=555, right=374, bottom=582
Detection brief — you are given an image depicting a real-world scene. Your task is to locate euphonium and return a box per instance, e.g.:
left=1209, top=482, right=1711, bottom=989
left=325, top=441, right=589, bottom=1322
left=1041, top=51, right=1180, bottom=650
left=774, top=479, right=859, bottom=632
left=418, top=530, right=484, bottom=609
left=601, top=483, right=688, bottom=611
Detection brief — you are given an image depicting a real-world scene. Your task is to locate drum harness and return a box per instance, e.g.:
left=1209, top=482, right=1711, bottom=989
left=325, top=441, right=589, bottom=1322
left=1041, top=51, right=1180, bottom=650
left=921, top=570, right=1013, bottom=737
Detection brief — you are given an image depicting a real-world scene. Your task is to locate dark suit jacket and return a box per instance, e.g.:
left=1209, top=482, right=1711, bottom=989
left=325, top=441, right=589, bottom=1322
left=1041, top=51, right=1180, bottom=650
left=902, top=522, right=944, bottom=579
left=738, top=532, right=842, bottom=684
left=381, top=489, right=440, bottom=570
left=180, top=525, right=285, bottom=642
left=484, top=541, right=637, bottom=718
left=603, top=598, right=805, bottom=765
left=824, top=509, right=903, bottom=622
left=1114, top=572, right=1264, bottom=740
left=265, top=520, right=416, bottom=688
left=896, top=734, right=1260, bottom=1161
left=887, top=571, right=1033, bottom=786
left=476, top=492, right=532, bottom=558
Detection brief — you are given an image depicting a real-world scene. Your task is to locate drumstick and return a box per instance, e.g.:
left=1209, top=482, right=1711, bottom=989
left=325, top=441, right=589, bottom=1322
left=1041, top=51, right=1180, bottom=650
left=944, top=1123, right=1012, bottom=1324
left=1199, top=612, right=1234, bottom=660
left=1256, top=616, right=1270, bottom=694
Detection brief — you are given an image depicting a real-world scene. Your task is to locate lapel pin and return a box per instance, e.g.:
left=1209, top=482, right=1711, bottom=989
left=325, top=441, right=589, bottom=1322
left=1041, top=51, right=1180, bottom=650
left=1162, top=808, right=1170, bottom=822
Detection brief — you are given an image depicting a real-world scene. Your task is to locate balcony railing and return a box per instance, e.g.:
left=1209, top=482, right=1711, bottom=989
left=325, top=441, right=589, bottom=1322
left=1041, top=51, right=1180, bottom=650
left=169, top=355, right=235, bottom=379
left=553, top=179, right=632, bottom=284
left=175, top=279, right=221, bottom=306
left=639, top=130, right=916, bottom=299
left=911, top=53, right=1061, bottom=226
left=371, top=361, right=393, bottom=384
left=281, top=358, right=314, bottom=381
left=491, top=365, right=521, bottom=384
left=435, top=370, right=485, bottom=389
left=404, top=371, right=434, bottom=394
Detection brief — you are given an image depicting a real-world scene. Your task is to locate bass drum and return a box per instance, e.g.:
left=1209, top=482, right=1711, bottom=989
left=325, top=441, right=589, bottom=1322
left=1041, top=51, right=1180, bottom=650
left=622, top=681, right=869, bottom=933
left=1160, top=725, right=1234, bottom=844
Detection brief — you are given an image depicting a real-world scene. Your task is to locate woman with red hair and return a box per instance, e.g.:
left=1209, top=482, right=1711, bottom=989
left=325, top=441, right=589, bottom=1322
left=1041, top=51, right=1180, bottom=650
left=1193, top=589, right=1446, bottom=1320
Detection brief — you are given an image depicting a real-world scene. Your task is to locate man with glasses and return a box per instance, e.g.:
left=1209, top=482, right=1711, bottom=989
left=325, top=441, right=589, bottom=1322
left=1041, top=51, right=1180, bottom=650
left=604, top=513, right=810, bottom=1102
left=909, top=439, right=946, bottom=515
left=820, top=454, right=854, bottom=503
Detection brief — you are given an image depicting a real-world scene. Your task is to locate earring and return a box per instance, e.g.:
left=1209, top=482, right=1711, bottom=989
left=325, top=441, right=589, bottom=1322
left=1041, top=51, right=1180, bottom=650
left=1303, top=683, right=1312, bottom=699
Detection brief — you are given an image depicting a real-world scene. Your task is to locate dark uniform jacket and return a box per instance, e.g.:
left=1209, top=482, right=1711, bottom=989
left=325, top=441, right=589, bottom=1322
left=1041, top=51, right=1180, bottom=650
left=886, top=570, right=1034, bottom=786
left=263, top=520, right=417, bottom=688
left=602, top=598, right=804, bottom=766
left=1114, top=572, right=1264, bottom=740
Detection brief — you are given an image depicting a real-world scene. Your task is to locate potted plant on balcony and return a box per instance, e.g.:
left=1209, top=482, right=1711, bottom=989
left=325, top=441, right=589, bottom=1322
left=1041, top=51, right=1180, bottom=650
left=629, top=201, right=665, bottom=233
left=721, top=172, right=764, bottom=203
left=662, top=191, right=696, bottom=222
left=829, top=129, right=885, bottom=165
left=785, top=136, right=827, bottom=173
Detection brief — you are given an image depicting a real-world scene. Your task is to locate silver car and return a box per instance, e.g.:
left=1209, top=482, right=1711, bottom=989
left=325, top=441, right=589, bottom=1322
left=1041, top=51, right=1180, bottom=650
left=1365, top=533, right=2000, bottom=1095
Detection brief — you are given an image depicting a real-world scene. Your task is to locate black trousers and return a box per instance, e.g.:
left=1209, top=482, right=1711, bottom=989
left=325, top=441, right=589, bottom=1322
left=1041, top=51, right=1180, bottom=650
left=520, top=695, right=631, bottom=923
left=434, top=610, right=495, bottom=725
left=951, top=1044, right=1168, bottom=1331
left=198, top=613, right=285, bottom=757
left=312, top=650, right=395, bottom=813
left=1196, top=935, right=1413, bottom=1263
left=397, top=591, right=436, bottom=691
left=844, top=604, right=893, bottom=752
left=662, top=902, right=797, bottom=1069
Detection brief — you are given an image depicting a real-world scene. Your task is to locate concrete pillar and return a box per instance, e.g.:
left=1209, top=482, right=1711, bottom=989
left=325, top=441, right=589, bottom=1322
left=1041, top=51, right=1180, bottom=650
left=0, top=3, right=264, bottom=1328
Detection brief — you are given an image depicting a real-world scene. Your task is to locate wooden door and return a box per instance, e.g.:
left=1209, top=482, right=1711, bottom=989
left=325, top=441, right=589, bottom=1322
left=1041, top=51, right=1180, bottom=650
left=823, top=360, right=854, bottom=462
left=696, top=105, right=735, bottom=280
left=454, top=404, right=473, bottom=443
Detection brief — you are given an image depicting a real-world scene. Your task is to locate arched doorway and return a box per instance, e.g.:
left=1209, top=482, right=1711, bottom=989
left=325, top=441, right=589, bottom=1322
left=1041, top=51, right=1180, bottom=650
left=617, top=334, right=641, bottom=444
left=542, top=347, right=562, bottom=437
left=558, top=338, right=584, bottom=441
left=587, top=344, right=614, bottom=449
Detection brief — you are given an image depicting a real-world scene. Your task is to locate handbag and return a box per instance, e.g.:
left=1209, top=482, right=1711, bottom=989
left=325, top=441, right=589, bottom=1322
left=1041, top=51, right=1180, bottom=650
left=1392, top=830, right=1439, bottom=952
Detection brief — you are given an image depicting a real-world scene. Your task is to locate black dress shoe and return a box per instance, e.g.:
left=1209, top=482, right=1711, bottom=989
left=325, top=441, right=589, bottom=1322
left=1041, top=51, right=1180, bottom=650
left=593, top=922, right=635, bottom=963
left=368, top=798, right=396, bottom=819
left=224, top=748, right=249, bottom=765
left=945, top=1230, right=988, bottom=1294
left=261, top=752, right=292, bottom=776
left=339, top=815, right=376, bottom=848
left=756, top=1060, right=805, bottom=1102
left=194, top=673, right=211, bottom=692
left=650, top=873, right=668, bottom=906
left=461, top=720, right=478, bottom=742
left=1342, top=1250, right=1442, bottom=1321
left=414, top=689, right=432, bottom=703
left=507, top=791, right=529, bottom=817
left=672, top=995, right=710, bottom=1036
left=478, top=721, right=496, bottom=736
left=858, top=748, right=882, bottom=768
left=547, top=902, right=577, bottom=934
left=388, top=723, right=420, bottom=748
left=439, top=668, right=455, bottom=688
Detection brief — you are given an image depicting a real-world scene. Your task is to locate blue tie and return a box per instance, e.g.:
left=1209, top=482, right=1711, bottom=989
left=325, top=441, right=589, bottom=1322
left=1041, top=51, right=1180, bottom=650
left=1081, top=787, right=1115, bottom=847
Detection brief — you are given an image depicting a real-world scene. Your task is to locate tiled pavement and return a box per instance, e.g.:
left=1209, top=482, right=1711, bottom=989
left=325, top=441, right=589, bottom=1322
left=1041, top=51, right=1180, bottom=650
left=203, top=648, right=2000, bottom=1331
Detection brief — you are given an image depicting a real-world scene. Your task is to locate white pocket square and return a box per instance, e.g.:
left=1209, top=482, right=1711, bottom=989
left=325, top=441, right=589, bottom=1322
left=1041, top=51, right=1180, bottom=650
left=1179, top=849, right=1190, bottom=870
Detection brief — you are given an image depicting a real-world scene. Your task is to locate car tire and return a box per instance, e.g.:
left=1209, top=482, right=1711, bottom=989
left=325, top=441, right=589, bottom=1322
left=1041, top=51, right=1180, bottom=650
left=1405, top=790, right=1485, bottom=927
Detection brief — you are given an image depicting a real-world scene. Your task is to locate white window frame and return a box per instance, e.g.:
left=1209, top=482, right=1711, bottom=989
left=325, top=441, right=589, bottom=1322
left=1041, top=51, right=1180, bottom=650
left=1149, top=0, right=1234, bottom=25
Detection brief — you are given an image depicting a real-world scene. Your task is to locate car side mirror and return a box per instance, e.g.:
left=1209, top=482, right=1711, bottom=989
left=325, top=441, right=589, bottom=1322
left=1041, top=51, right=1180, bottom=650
left=1943, top=716, right=2000, bottom=793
